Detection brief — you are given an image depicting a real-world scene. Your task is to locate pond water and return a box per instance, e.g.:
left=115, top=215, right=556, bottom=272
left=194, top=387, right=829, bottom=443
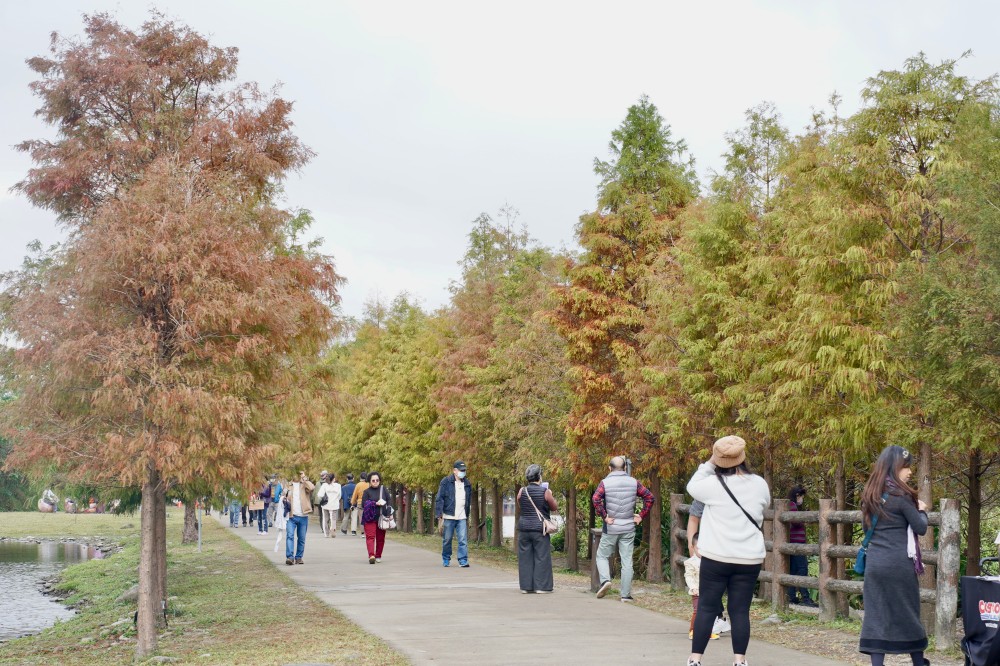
left=0, top=541, right=104, bottom=641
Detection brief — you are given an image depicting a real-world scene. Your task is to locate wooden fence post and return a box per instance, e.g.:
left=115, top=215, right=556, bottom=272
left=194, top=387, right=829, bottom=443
left=761, top=503, right=773, bottom=600
left=771, top=499, right=788, bottom=611
left=935, top=498, right=960, bottom=652
left=670, top=493, right=685, bottom=590
left=818, top=499, right=836, bottom=622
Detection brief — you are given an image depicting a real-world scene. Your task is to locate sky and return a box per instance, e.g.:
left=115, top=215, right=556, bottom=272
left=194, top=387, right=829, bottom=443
left=1, top=1, right=998, bottom=318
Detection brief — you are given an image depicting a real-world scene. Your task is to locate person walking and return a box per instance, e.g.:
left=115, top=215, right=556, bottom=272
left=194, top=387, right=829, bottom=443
left=361, top=472, right=390, bottom=564
left=340, top=473, right=356, bottom=535
left=685, top=503, right=731, bottom=638
left=256, top=479, right=272, bottom=534
left=516, top=464, right=557, bottom=593
left=318, top=472, right=342, bottom=538
left=685, top=435, right=770, bottom=666
left=684, top=532, right=720, bottom=641
left=283, top=471, right=314, bottom=566
left=435, top=461, right=472, bottom=568
left=858, top=445, right=929, bottom=666
left=228, top=489, right=241, bottom=528
left=786, top=484, right=816, bottom=606
left=350, top=473, right=370, bottom=537
left=591, top=456, right=655, bottom=602
left=267, top=474, right=282, bottom=528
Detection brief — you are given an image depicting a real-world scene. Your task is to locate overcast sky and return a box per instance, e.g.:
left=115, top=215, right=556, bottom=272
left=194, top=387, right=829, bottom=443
left=2, top=1, right=998, bottom=318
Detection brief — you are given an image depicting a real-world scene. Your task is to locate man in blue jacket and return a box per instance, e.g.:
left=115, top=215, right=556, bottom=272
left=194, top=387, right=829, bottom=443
left=339, top=473, right=356, bottom=535
left=435, top=461, right=472, bottom=568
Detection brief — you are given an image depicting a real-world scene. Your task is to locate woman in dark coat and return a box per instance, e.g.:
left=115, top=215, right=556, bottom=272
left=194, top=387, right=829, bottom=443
left=516, top=464, right=558, bottom=593
left=859, top=445, right=929, bottom=665
left=361, top=472, right=390, bottom=564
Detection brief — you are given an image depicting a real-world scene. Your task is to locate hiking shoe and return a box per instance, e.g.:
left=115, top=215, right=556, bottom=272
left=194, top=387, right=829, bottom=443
left=369, top=556, right=376, bottom=564
left=285, top=558, right=294, bottom=566
left=621, top=596, right=634, bottom=603
left=596, top=581, right=612, bottom=598
left=295, top=558, right=303, bottom=564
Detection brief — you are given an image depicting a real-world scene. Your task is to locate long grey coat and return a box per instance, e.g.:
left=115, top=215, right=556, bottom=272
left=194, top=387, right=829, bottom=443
left=859, top=492, right=929, bottom=655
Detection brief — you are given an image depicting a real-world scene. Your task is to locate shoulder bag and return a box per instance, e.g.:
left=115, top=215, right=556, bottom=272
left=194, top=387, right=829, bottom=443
left=854, top=492, right=888, bottom=574
left=377, top=486, right=397, bottom=531
left=717, top=474, right=763, bottom=532
left=522, top=486, right=558, bottom=535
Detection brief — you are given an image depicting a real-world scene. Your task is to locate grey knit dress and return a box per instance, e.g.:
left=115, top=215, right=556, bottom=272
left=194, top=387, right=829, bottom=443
left=859, top=493, right=929, bottom=655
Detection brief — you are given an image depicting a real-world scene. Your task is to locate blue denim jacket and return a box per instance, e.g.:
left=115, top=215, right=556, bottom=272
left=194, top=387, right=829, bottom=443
left=434, top=475, right=472, bottom=519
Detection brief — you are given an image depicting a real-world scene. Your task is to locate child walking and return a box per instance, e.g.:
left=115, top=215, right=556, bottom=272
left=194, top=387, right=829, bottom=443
left=684, top=532, right=727, bottom=641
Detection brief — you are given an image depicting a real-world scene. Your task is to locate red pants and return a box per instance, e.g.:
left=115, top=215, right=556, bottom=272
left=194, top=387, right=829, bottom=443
left=364, top=521, right=385, bottom=558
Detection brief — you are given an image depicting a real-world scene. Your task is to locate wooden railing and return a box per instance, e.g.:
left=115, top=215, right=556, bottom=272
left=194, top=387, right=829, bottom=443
left=668, top=494, right=961, bottom=651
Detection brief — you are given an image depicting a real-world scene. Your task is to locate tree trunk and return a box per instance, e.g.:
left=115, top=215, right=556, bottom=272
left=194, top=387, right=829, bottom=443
left=479, top=483, right=488, bottom=543
left=917, top=439, right=935, bottom=626
left=136, top=464, right=160, bottom=658
left=182, top=501, right=198, bottom=544
left=394, top=484, right=403, bottom=522
left=566, top=485, right=579, bottom=571
left=513, top=484, right=521, bottom=550
left=403, top=489, right=412, bottom=533
left=154, top=479, right=167, bottom=629
left=416, top=488, right=425, bottom=534
left=491, top=481, right=503, bottom=547
left=470, top=484, right=480, bottom=542
left=968, top=448, right=982, bottom=577
left=647, top=473, right=663, bottom=582
left=586, top=488, right=595, bottom=561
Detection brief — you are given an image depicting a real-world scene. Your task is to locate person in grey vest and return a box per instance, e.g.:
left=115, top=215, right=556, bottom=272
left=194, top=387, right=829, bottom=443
left=591, top=456, right=655, bottom=602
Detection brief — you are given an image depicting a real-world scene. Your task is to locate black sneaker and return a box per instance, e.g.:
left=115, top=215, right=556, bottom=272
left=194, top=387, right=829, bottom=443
left=596, top=581, right=612, bottom=598
left=800, top=598, right=819, bottom=608
left=621, top=596, right=634, bottom=603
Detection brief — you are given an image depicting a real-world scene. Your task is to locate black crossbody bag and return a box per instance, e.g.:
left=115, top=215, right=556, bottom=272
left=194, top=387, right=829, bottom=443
left=718, top=475, right=763, bottom=532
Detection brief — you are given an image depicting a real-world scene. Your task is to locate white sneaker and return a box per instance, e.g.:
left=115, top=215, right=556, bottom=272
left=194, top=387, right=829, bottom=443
left=713, top=616, right=731, bottom=634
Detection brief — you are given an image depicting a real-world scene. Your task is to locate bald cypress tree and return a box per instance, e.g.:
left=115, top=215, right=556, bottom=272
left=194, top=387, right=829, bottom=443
left=551, top=96, right=696, bottom=580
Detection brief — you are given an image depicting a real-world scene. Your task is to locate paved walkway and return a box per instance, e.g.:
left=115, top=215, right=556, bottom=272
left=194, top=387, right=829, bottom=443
left=219, top=514, right=849, bottom=666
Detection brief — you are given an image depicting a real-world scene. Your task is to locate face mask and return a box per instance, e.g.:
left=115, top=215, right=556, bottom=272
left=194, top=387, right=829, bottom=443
left=457, top=471, right=466, bottom=479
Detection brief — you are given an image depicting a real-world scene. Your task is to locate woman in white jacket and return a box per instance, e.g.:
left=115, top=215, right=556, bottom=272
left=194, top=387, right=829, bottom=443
left=685, top=436, right=770, bottom=666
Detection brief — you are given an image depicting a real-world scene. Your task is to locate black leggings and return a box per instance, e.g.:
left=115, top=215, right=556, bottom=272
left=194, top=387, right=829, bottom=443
left=692, top=557, right=761, bottom=654
left=870, top=653, right=924, bottom=666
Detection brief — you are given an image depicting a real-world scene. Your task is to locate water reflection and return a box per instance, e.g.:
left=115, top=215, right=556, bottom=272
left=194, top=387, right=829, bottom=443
left=0, top=542, right=100, bottom=641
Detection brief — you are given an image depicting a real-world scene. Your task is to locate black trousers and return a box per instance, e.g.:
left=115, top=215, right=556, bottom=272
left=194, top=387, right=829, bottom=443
left=693, top=557, right=761, bottom=655
left=517, top=531, right=553, bottom=592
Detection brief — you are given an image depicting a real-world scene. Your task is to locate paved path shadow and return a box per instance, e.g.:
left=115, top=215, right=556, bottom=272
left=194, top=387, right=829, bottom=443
left=218, top=514, right=850, bottom=665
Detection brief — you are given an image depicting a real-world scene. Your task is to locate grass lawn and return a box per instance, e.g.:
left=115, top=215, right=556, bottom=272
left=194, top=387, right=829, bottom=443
left=0, top=509, right=407, bottom=666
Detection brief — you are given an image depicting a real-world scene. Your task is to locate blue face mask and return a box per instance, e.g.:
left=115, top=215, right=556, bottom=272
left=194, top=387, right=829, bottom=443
left=457, top=470, right=466, bottom=479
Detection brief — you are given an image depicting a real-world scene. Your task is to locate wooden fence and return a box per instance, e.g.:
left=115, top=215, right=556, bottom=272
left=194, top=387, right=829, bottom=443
left=663, top=494, right=961, bottom=650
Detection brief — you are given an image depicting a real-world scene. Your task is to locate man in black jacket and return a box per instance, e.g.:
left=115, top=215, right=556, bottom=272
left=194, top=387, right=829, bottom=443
left=435, top=461, right=472, bottom=567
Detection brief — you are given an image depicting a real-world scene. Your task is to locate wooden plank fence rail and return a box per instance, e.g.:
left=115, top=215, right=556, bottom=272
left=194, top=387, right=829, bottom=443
left=667, top=493, right=960, bottom=651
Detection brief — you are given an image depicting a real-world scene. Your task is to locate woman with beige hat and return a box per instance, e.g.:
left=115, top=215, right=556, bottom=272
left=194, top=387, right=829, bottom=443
left=685, top=435, right=771, bottom=666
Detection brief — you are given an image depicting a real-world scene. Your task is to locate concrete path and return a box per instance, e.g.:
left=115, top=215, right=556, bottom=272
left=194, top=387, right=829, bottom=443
left=219, top=514, right=849, bottom=666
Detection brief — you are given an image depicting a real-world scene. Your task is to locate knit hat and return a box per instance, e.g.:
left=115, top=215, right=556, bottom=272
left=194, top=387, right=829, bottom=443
left=711, top=435, right=747, bottom=468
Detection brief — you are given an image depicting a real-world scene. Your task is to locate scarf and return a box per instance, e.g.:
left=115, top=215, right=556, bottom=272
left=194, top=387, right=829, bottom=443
left=885, top=478, right=925, bottom=575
